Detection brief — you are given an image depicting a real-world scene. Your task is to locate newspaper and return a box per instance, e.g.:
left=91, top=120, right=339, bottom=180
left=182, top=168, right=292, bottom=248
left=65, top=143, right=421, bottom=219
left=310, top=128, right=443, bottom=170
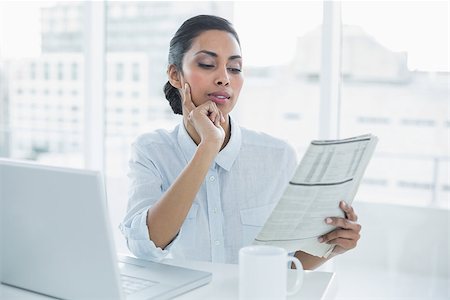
left=253, top=134, right=378, bottom=257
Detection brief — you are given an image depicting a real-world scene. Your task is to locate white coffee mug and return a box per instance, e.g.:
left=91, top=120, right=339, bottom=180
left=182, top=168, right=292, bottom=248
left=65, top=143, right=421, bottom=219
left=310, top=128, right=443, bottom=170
left=239, top=245, right=303, bottom=300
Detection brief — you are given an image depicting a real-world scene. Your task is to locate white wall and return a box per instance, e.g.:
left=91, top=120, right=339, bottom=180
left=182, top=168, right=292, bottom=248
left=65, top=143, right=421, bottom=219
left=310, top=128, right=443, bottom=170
left=332, top=202, right=449, bottom=276
left=327, top=201, right=450, bottom=299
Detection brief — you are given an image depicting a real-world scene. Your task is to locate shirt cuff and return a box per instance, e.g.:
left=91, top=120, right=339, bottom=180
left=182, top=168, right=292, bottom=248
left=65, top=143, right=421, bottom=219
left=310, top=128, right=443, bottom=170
left=119, top=208, right=180, bottom=262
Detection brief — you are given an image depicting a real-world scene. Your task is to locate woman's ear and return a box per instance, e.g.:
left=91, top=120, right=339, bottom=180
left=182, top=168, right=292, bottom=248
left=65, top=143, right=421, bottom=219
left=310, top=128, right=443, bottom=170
left=167, top=65, right=182, bottom=89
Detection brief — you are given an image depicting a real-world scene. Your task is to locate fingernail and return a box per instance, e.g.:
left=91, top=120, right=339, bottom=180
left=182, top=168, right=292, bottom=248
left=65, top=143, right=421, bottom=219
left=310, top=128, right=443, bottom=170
left=318, top=237, right=323, bottom=243
left=325, top=218, right=332, bottom=224
left=184, top=83, right=188, bottom=90
left=341, top=201, right=347, bottom=207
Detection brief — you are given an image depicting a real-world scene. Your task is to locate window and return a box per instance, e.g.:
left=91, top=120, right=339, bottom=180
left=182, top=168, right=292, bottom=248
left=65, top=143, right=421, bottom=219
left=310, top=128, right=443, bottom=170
left=71, top=62, right=78, bottom=80
left=57, top=62, right=63, bottom=80
left=2, top=1, right=448, bottom=261
left=43, top=62, right=50, bottom=80
left=0, top=1, right=85, bottom=167
left=233, top=2, right=323, bottom=154
left=30, top=62, right=36, bottom=79
left=340, top=1, right=449, bottom=208
left=131, top=62, right=140, bottom=81
left=115, top=63, right=124, bottom=81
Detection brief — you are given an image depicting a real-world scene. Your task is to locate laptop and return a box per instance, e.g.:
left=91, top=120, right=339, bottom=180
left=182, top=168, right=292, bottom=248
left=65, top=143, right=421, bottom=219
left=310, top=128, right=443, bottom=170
left=0, top=159, right=212, bottom=299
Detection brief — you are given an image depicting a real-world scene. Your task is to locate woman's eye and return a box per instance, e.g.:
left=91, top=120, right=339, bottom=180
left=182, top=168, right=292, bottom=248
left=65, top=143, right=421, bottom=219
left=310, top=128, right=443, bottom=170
left=198, top=63, right=214, bottom=69
left=228, top=67, right=242, bottom=74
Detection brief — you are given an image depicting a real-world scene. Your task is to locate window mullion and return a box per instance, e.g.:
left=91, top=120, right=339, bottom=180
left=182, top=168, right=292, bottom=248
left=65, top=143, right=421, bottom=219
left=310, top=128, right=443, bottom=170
left=319, top=1, right=342, bottom=140
left=83, top=1, right=106, bottom=172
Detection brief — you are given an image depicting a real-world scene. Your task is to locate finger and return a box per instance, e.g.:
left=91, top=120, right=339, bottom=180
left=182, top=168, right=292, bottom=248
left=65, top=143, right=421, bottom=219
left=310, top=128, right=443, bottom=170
left=340, top=201, right=358, bottom=222
left=209, top=110, right=218, bottom=123
left=319, top=229, right=360, bottom=244
left=211, top=101, right=221, bottom=119
left=319, top=229, right=357, bottom=243
left=220, top=111, right=226, bottom=123
left=325, top=238, right=356, bottom=250
left=183, top=83, right=196, bottom=112
left=214, top=113, right=221, bottom=127
left=325, top=217, right=361, bottom=232
left=207, top=102, right=220, bottom=122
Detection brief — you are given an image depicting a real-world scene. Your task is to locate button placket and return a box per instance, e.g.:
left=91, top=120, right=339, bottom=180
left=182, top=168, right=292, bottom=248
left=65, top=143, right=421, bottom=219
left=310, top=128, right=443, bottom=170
left=206, top=168, right=225, bottom=262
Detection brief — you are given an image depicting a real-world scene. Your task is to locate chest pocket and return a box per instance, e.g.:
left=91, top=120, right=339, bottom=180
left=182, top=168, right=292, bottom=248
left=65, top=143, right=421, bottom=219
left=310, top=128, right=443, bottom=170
left=240, top=202, right=277, bottom=246
left=179, top=203, right=199, bottom=247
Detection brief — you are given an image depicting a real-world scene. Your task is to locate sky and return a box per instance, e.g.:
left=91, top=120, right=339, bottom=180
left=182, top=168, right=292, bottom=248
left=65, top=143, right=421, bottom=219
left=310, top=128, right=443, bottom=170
left=0, top=2, right=43, bottom=60
left=0, top=1, right=449, bottom=71
left=233, top=1, right=449, bottom=71
left=341, top=1, right=449, bottom=72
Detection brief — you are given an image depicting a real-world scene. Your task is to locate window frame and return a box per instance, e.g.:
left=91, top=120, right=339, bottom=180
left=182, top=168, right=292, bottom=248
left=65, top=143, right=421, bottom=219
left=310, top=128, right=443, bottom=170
left=84, top=1, right=106, bottom=172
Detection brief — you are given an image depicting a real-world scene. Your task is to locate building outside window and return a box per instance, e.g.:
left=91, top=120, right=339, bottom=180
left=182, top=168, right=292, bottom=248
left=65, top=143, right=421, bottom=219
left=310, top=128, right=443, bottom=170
left=0, top=2, right=85, bottom=166
left=340, top=1, right=449, bottom=208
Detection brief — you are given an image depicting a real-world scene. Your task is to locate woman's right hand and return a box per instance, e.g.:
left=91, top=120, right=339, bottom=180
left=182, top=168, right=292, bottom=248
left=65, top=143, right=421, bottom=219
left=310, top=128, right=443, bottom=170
left=182, top=83, right=225, bottom=151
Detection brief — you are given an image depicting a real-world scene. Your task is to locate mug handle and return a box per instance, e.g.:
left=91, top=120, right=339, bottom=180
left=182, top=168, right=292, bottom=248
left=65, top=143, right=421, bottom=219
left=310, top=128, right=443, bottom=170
left=286, top=256, right=304, bottom=296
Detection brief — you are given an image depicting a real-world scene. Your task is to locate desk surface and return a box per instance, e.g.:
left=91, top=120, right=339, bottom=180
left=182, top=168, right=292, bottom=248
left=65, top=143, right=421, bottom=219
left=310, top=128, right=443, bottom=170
left=163, top=258, right=337, bottom=300
left=1, top=258, right=337, bottom=300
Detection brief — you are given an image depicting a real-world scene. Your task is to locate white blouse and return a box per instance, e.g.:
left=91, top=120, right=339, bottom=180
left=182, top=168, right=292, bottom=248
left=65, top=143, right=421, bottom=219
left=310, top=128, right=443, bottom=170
left=120, top=117, right=297, bottom=263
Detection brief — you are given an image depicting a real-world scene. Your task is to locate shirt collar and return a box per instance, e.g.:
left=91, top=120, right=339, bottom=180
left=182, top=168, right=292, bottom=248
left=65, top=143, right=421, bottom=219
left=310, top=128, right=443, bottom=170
left=177, top=116, right=242, bottom=172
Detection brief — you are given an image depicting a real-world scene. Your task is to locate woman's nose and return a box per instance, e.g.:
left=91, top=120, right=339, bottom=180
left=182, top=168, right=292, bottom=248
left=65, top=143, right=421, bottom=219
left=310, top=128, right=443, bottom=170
left=215, top=68, right=230, bottom=86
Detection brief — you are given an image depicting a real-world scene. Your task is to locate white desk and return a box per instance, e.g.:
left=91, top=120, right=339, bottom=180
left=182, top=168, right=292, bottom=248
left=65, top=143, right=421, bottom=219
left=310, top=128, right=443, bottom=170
left=1, top=258, right=337, bottom=300
left=163, top=259, right=337, bottom=300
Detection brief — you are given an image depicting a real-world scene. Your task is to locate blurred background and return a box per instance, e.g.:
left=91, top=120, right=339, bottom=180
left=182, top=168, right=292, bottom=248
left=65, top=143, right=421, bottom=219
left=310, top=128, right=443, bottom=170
left=0, top=1, right=448, bottom=299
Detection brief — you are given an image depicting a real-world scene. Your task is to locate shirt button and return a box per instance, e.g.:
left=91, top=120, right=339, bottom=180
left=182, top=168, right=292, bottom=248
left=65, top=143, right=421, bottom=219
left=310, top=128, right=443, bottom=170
left=214, top=240, right=220, bottom=246
left=213, top=207, right=218, bottom=214
left=209, top=175, right=215, bottom=182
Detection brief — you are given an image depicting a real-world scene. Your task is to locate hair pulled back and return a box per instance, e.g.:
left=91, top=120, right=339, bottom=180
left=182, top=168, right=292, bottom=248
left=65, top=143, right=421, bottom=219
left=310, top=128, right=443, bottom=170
left=164, top=15, right=240, bottom=115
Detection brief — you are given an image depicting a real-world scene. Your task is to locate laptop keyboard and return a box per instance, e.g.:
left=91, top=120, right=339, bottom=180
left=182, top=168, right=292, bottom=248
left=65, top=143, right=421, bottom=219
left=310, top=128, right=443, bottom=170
left=120, top=274, right=158, bottom=295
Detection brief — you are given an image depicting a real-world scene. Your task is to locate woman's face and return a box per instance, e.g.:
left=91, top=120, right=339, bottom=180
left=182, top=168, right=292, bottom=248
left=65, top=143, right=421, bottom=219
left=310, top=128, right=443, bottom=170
left=179, top=30, right=243, bottom=116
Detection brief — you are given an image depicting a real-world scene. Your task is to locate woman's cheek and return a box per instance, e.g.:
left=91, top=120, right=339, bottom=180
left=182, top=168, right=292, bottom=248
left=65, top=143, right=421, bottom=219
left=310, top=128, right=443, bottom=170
left=187, top=74, right=208, bottom=106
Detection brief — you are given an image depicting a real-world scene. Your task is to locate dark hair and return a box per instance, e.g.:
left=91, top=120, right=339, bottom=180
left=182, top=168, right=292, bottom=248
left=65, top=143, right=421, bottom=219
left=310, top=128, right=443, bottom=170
left=164, top=15, right=240, bottom=115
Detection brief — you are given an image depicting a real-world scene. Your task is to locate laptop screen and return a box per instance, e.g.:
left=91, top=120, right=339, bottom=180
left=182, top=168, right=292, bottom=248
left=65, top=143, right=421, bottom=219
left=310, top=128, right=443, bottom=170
left=0, top=159, right=123, bottom=299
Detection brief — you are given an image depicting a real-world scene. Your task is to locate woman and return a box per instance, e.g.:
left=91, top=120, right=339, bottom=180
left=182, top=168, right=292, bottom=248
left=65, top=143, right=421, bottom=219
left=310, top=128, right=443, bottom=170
left=120, top=15, right=361, bottom=269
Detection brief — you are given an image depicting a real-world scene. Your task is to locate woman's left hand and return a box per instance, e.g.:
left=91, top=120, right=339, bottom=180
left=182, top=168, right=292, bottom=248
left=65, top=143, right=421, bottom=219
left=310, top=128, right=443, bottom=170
left=318, top=201, right=361, bottom=256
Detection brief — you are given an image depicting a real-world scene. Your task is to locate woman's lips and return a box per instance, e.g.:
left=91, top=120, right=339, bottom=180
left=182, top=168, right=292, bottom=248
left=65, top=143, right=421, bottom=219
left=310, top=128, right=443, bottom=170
left=208, top=91, right=231, bottom=104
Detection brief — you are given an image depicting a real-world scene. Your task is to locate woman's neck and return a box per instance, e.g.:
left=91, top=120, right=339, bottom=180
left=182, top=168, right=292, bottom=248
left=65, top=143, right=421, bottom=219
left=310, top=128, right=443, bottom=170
left=184, top=116, right=231, bottom=151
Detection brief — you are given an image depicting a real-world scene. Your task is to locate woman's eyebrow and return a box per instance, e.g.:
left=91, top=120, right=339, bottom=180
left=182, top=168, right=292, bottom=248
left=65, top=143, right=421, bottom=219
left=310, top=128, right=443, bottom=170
left=195, top=50, right=242, bottom=61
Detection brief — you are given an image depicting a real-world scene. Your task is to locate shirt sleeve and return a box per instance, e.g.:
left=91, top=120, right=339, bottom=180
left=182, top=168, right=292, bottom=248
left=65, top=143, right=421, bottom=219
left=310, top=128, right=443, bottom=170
left=119, top=139, right=179, bottom=261
left=285, top=141, right=299, bottom=180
